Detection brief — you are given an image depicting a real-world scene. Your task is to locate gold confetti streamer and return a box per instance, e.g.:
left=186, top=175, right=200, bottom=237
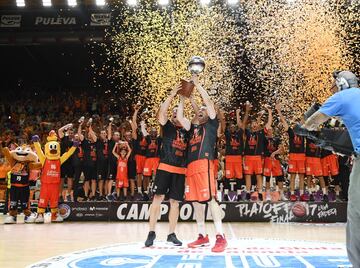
left=92, top=0, right=357, bottom=125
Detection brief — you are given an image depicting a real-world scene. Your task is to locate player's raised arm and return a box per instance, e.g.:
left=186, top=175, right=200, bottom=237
left=58, top=123, right=73, bottom=139
left=158, top=84, right=181, bottom=126
left=131, top=103, right=141, bottom=140
left=189, top=94, right=200, bottom=124
left=275, top=103, right=289, bottom=132
left=242, top=101, right=251, bottom=130
left=176, top=96, right=191, bottom=131
left=265, top=104, right=273, bottom=130
left=192, top=75, right=216, bottom=120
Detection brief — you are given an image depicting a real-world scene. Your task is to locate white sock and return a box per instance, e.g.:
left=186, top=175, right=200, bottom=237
left=214, top=220, right=223, bottom=235
left=197, top=221, right=206, bottom=236
left=291, top=191, right=295, bottom=195
left=236, top=189, right=241, bottom=195
left=336, top=191, right=340, bottom=196
left=138, top=187, right=142, bottom=193
left=322, top=188, right=327, bottom=194
left=300, top=190, right=304, bottom=195
left=224, top=189, right=229, bottom=195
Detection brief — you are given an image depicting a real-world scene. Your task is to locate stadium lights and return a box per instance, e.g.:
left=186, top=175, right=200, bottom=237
left=67, top=0, right=77, bottom=7
left=227, top=0, right=238, bottom=4
left=96, top=0, right=106, bottom=6
left=16, top=0, right=25, bottom=7
left=200, top=0, right=211, bottom=5
left=127, top=0, right=137, bottom=6
left=158, top=0, right=169, bottom=6
left=42, top=0, right=52, bottom=7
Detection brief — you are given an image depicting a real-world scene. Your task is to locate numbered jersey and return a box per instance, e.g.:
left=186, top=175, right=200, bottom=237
left=225, top=129, right=244, bottom=155
left=10, top=162, right=30, bottom=185
left=41, top=159, right=61, bottom=184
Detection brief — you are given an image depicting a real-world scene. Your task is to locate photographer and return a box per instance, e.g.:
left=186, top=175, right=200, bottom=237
left=303, top=71, right=360, bottom=267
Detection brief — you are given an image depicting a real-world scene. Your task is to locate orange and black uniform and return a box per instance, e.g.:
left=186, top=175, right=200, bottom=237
left=72, top=144, right=84, bottom=200
left=107, top=139, right=118, bottom=180
left=9, top=163, right=31, bottom=213
left=225, top=128, right=244, bottom=179
left=263, top=137, right=283, bottom=181
left=287, top=127, right=306, bottom=174
left=153, top=121, right=188, bottom=201
left=185, top=117, right=218, bottom=202
left=116, top=157, right=129, bottom=188
left=134, top=133, right=148, bottom=174
left=321, top=149, right=339, bottom=178
left=60, top=136, right=74, bottom=179
left=143, top=136, right=162, bottom=177
left=96, top=139, right=109, bottom=180
left=243, top=129, right=266, bottom=175
left=305, top=138, right=323, bottom=177
left=82, top=140, right=97, bottom=181
left=213, top=138, right=220, bottom=179
left=127, top=139, right=137, bottom=180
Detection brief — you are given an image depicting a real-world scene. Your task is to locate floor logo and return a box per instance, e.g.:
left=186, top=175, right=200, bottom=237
left=27, top=239, right=351, bottom=268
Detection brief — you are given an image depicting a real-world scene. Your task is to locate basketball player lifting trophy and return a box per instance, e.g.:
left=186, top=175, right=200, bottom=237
left=178, top=56, right=205, bottom=97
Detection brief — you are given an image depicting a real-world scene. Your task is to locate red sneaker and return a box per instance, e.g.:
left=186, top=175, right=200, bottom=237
left=211, top=234, right=227, bottom=253
left=290, top=194, right=298, bottom=202
left=187, top=234, right=210, bottom=248
left=300, top=194, right=309, bottom=202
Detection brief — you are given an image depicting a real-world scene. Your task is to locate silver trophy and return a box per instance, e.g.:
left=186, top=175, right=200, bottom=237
left=179, top=56, right=205, bottom=97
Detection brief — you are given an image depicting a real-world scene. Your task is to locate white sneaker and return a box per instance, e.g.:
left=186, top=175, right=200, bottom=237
left=35, top=214, right=45, bottom=224
left=24, top=213, right=37, bottom=223
left=280, top=193, right=288, bottom=201
left=51, top=214, right=64, bottom=223
left=4, top=215, right=16, bottom=224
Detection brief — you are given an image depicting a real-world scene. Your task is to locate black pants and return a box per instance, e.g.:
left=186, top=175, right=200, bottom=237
left=9, top=186, right=30, bottom=212
left=73, top=162, right=84, bottom=201
left=338, top=164, right=350, bottom=200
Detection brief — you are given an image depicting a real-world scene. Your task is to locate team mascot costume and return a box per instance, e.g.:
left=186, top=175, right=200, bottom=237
left=2, top=144, right=41, bottom=224
left=32, top=130, right=77, bottom=223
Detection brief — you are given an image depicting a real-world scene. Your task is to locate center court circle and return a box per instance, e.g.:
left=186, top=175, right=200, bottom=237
left=27, top=238, right=352, bottom=268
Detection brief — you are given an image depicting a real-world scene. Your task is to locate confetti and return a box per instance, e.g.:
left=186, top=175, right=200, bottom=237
left=91, top=0, right=358, bottom=125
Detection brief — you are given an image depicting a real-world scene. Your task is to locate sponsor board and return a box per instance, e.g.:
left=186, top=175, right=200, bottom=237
left=90, top=13, right=111, bottom=26
left=0, top=11, right=111, bottom=32
left=34, top=16, right=76, bottom=26
left=111, top=202, right=346, bottom=222
left=0, top=201, right=347, bottom=222
left=27, top=239, right=351, bottom=268
left=0, top=15, right=21, bottom=27
left=110, top=201, right=347, bottom=222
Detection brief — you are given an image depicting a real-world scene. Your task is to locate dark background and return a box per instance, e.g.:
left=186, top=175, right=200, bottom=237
left=0, top=1, right=359, bottom=103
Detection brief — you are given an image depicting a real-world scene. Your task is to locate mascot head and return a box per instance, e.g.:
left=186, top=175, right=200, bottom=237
left=45, top=130, right=61, bottom=160
left=10, top=144, right=38, bottom=163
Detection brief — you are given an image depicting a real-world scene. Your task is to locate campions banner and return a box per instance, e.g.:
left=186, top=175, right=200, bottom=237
left=50, top=201, right=347, bottom=223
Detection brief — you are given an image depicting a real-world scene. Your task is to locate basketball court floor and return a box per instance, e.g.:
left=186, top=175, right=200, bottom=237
left=0, top=218, right=350, bottom=268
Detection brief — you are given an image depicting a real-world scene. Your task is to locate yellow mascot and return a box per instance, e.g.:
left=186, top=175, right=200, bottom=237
left=1, top=143, right=41, bottom=224
left=32, top=130, right=77, bottom=223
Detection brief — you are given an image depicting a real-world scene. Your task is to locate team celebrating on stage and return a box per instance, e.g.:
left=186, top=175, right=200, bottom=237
left=0, top=74, right=350, bottom=252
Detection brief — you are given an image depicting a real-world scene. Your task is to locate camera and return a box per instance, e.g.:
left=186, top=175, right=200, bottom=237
left=294, top=103, right=354, bottom=156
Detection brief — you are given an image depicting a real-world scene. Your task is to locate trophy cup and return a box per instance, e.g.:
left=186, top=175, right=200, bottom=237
left=178, top=56, right=205, bottom=97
